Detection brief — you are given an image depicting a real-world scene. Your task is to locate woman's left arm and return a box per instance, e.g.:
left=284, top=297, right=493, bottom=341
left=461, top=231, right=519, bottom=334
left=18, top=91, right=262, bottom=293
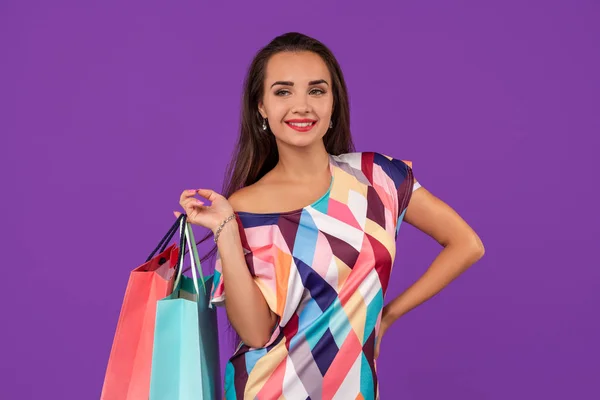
left=375, top=187, right=485, bottom=357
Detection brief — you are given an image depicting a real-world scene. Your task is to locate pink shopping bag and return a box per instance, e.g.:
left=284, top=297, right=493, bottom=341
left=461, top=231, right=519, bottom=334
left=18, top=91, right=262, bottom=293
left=101, top=215, right=184, bottom=399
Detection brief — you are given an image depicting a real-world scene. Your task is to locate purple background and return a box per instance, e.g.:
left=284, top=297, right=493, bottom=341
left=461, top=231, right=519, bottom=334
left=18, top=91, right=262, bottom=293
left=2, top=1, right=599, bottom=399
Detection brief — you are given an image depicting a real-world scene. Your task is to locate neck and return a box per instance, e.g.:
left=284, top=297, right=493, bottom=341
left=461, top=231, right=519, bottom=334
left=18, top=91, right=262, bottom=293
left=273, top=142, right=330, bottom=182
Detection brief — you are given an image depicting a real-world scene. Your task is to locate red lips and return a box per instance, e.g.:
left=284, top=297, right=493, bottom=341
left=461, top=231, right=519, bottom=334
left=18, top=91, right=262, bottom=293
left=285, top=119, right=317, bottom=132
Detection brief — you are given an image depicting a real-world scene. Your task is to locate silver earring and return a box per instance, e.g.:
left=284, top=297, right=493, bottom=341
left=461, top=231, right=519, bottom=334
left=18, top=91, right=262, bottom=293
left=329, top=120, right=333, bottom=129
left=262, top=118, right=268, bottom=131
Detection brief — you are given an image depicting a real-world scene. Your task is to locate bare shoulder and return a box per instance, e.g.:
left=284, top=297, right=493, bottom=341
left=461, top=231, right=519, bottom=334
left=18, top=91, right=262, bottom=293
left=227, top=181, right=272, bottom=213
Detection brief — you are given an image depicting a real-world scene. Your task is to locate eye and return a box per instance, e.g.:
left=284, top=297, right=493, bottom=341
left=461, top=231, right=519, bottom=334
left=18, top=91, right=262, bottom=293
left=275, top=89, right=291, bottom=96
left=310, top=88, right=326, bottom=95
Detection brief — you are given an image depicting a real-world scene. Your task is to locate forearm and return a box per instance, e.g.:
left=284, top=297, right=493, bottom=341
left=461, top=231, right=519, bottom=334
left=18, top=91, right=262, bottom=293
left=383, top=239, right=484, bottom=325
left=217, top=221, right=276, bottom=347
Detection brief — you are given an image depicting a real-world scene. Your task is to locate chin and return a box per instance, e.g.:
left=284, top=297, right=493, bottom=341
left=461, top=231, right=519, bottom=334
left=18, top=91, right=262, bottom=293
left=279, top=134, right=324, bottom=148
left=275, top=126, right=326, bottom=146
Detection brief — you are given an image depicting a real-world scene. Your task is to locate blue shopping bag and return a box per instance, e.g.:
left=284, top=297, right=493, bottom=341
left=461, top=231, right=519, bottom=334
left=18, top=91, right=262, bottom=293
left=149, top=216, right=221, bottom=400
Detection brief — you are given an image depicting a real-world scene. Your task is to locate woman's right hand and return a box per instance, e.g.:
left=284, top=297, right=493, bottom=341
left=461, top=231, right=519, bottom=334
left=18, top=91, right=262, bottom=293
left=175, top=189, right=235, bottom=234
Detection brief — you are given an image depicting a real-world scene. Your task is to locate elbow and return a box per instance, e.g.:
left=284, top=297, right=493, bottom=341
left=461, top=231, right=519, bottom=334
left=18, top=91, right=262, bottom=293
left=226, top=302, right=278, bottom=349
left=228, top=322, right=272, bottom=349
left=445, top=233, right=485, bottom=263
left=468, top=234, right=485, bottom=262
left=238, top=318, right=275, bottom=349
left=448, top=233, right=484, bottom=264
left=241, top=332, right=272, bottom=349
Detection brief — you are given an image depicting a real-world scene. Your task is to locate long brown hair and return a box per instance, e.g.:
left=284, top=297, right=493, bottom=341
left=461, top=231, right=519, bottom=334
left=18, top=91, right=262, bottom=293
left=197, top=32, right=355, bottom=261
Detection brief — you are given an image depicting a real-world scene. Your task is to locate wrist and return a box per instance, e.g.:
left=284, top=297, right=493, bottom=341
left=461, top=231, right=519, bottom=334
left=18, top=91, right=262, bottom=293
left=382, top=304, right=397, bottom=328
left=212, top=217, right=237, bottom=234
left=212, top=212, right=237, bottom=241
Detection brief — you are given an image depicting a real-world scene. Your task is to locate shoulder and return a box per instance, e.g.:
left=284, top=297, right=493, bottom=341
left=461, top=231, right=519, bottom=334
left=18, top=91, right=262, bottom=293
left=227, top=172, right=281, bottom=213
left=227, top=183, right=264, bottom=212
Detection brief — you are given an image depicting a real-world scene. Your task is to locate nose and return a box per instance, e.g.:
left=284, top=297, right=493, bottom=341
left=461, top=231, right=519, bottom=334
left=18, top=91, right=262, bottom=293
left=291, top=93, right=312, bottom=114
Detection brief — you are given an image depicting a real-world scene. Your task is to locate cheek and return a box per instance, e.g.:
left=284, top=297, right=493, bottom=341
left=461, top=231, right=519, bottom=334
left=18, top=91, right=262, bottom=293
left=265, top=102, right=287, bottom=121
left=315, top=99, right=334, bottom=117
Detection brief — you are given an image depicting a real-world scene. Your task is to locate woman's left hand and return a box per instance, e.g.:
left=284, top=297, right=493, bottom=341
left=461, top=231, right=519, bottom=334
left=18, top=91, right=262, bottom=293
left=374, top=313, right=391, bottom=359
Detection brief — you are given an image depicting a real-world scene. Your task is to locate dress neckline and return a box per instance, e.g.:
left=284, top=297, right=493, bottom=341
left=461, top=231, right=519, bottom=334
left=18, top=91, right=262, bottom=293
left=235, top=154, right=335, bottom=217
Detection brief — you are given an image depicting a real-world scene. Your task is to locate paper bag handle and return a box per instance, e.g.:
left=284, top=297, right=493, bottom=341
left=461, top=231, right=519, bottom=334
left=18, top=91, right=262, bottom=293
left=172, top=216, right=208, bottom=298
left=146, top=214, right=186, bottom=262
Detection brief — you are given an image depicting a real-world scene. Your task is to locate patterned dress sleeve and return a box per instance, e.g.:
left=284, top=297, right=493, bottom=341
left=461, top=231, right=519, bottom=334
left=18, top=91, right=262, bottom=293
left=371, top=153, right=421, bottom=234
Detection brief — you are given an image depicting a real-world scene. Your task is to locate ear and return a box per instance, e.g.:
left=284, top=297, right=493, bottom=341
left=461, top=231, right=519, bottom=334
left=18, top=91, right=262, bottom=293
left=258, top=102, right=267, bottom=119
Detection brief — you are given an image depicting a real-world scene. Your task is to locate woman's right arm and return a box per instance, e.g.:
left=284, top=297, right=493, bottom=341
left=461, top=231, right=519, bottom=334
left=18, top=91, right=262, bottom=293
left=176, top=188, right=277, bottom=349
left=215, top=217, right=278, bottom=348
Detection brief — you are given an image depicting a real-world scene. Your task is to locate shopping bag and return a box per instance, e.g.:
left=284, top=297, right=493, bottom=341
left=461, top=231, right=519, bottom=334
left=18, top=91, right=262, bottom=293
left=101, top=215, right=185, bottom=400
left=149, top=216, right=221, bottom=400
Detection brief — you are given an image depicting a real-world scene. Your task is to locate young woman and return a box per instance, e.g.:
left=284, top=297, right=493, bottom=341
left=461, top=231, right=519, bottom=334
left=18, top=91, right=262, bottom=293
left=175, top=32, right=484, bottom=400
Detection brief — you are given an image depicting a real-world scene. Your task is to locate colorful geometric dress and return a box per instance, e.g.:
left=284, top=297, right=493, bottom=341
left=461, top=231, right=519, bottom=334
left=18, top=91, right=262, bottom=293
left=210, top=152, right=421, bottom=400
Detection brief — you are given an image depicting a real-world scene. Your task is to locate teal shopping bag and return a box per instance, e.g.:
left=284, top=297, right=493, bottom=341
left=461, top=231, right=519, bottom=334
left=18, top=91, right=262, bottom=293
left=149, top=216, right=221, bottom=400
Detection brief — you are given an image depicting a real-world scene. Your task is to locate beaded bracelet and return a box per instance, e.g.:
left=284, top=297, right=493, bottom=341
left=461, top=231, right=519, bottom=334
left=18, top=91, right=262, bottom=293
left=213, top=213, right=236, bottom=243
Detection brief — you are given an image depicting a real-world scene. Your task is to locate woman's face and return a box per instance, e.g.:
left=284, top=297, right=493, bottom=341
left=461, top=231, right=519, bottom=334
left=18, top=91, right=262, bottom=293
left=258, top=51, right=334, bottom=149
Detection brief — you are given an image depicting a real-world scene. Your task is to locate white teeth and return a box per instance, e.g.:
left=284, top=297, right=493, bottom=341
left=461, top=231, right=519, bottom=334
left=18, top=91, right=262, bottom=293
left=289, top=122, right=313, bottom=127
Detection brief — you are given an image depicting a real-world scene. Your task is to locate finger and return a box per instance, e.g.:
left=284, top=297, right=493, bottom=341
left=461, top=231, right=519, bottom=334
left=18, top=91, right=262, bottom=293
left=182, top=198, right=204, bottom=210
left=184, top=205, right=208, bottom=224
left=196, top=189, right=219, bottom=202
left=183, top=202, right=209, bottom=218
left=179, top=189, right=199, bottom=204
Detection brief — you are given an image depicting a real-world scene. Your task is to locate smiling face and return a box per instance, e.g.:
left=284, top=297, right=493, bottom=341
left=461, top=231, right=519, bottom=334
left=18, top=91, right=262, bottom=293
left=258, top=51, right=334, bottom=149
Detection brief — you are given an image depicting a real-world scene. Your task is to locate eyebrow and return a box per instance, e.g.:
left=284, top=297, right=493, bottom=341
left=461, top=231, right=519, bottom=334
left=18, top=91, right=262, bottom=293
left=270, top=79, right=329, bottom=88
